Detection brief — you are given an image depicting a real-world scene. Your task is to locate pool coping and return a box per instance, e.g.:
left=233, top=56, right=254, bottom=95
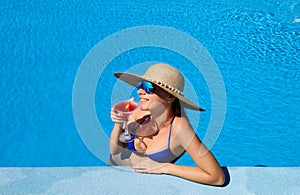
left=1, top=166, right=299, bottom=194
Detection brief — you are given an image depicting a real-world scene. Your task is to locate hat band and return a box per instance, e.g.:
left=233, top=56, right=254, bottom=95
left=146, top=78, right=184, bottom=96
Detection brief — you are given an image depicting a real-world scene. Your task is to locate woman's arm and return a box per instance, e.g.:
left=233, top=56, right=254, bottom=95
left=109, top=107, right=146, bottom=155
left=166, top=137, right=224, bottom=185
left=109, top=123, right=126, bottom=155
left=167, top=118, right=224, bottom=185
left=133, top=117, right=225, bottom=186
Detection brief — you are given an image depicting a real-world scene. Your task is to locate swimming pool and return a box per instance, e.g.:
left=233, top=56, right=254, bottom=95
left=0, top=0, right=299, bottom=167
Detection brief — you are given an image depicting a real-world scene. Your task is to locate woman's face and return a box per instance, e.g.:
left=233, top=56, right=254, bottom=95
left=137, top=85, right=169, bottom=113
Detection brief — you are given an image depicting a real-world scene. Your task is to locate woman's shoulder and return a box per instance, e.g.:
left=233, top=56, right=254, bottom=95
left=172, top=116, right=197, bottom=148
left=172, top=116, right=194, bottom=135
left=173, top=115, right=192, bottom=126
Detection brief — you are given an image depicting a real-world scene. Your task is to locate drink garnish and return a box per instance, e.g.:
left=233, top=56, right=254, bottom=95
left=125, top=97, right=135, bottom=110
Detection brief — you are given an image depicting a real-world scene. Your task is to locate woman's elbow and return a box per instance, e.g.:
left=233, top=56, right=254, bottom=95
left=210, top=171, right=225, bottom=186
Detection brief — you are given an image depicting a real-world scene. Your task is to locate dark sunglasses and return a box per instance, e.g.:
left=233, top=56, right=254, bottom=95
left=136, top=81, right=154, bottom=94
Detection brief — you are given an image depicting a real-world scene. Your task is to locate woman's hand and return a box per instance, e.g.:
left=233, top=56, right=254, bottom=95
left=131, top=158, right=171, bottom=174
left=110, top=108, right=127, bottom=127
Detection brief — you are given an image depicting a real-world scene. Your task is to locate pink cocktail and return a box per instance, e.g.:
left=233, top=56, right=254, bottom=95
left=112, top=100, right=138, bottom=143
left=113, top=100, right=138, bottom=119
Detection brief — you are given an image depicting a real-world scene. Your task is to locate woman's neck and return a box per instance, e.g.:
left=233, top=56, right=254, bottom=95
left=151, top=108, right=174, bottom=129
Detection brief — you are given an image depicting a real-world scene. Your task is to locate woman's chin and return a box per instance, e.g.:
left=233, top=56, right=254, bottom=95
left=139, top=104, right=149, bottom=111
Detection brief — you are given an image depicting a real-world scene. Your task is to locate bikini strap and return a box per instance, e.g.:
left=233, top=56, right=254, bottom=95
left=168, top=116, right=176, bottom=147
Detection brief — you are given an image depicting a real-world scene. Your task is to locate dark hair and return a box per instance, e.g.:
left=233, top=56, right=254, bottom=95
left=153, top=86, right=186, bottom=117
left=172, top=98, right=186, bottom=117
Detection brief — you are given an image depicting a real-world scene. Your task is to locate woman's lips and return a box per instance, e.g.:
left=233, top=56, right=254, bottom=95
left=139, top=97, right=148, bottom=103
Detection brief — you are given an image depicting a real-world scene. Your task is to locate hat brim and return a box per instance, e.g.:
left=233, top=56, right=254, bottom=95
left=114, top=72, right=205, bottom=111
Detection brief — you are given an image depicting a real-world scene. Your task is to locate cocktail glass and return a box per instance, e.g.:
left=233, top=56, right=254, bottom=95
left=112, top=100, right=138, bottom=143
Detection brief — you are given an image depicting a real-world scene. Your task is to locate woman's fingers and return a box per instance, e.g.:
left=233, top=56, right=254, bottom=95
left=110, top=109, right=126, bottom=123
left=131, top=160, right=168, bottom=174
left=132, top=165, right=159, bottom=174
left=131, top=163, right=149, bottom=173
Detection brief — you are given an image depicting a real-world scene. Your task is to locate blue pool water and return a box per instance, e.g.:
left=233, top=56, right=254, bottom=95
left=0, top=0, right=299, bottom=167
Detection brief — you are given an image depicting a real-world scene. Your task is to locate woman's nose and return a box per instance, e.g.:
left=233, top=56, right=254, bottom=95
left=137, top=88, right=146, bottom=95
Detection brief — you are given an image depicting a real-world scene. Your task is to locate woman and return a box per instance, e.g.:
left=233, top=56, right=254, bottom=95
left=109, top=63, right=225, bottom=186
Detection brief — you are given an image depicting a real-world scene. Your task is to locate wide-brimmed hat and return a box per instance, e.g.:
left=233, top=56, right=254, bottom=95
left=114, top=63, right=205, bottom=111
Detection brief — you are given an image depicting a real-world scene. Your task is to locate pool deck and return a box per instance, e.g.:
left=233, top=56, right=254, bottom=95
left=1, top=166, right=299, bottom=194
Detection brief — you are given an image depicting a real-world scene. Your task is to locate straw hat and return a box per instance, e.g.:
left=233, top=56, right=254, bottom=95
left=114, top=63, right=205, bottom=111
